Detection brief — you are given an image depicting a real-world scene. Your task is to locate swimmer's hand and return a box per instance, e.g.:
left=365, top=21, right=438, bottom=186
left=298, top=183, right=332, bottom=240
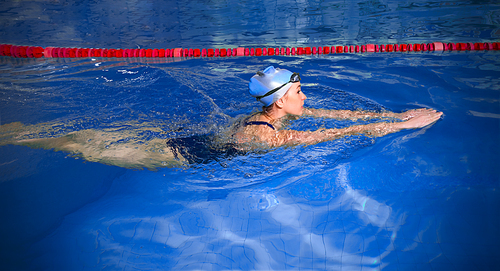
left=397, top=110, right=443, bottom=129
left=396, top=108, right=439, bottom=121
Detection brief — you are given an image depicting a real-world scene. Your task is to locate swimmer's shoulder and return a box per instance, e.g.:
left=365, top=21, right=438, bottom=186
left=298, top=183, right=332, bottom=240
left=231, top=114, right=277, bottom=146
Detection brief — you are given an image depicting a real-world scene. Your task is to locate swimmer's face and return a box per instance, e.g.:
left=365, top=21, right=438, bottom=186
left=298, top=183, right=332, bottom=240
left=282, top=82, right=307, bottom=115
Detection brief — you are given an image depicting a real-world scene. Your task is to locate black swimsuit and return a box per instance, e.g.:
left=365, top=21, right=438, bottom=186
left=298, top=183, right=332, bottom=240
left=166, top=120, right=275, bottom=164
left=244, top=121, right=275, bottom=130
left=166, top=135, right=242, bottom=164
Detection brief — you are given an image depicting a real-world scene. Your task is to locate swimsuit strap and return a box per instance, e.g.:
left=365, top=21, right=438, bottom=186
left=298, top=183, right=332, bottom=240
left=245, top=121, right=275, bottom=130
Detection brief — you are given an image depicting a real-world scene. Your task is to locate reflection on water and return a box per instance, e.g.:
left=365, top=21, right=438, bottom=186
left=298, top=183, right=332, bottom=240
left=30, top=163, right=407, bottom=270
left=20, top=158, right=500, bottom=270
left=337, top=164, right=393, bottom=228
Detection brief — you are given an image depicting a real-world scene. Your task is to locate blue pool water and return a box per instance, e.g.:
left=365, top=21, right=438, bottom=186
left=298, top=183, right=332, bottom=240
left=1, top=1, right=500, bottom=270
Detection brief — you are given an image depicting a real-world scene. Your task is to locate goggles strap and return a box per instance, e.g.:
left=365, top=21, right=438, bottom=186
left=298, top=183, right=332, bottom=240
left=255, top=72, right=300, bottom=100
left=256, top=82, right=289, bottom=100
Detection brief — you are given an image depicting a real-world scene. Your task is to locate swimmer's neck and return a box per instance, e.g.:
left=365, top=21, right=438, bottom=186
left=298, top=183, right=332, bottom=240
left=259, top=105, right=290, bottom=123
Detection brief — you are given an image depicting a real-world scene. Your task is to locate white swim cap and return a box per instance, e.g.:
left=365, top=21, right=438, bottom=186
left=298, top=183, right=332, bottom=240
left=249, top=66, right=299, bottom=107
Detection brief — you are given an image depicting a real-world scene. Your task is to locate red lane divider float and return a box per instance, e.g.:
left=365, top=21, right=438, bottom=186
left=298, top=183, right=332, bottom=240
left=0, top=42, right=499, bottom=59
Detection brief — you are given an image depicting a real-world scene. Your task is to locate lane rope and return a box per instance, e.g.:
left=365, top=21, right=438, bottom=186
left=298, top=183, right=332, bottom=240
left=0, top=42, right=499, bottom=58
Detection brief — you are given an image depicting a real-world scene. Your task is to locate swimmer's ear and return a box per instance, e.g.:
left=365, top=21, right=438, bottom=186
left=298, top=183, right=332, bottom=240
left=275, top=97, right=285, bottom=109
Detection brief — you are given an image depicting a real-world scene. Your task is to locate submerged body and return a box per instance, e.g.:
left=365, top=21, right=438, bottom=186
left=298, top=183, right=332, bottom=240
left=0, top=107, right=441, bottom=170
left=0, top=66, right=442, bottom=170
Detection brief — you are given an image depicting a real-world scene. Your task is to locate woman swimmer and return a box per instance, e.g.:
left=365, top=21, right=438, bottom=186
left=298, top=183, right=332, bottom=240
left=0, top=66, right=442, bottom=170
left=235, top=66, right=442, bottom=147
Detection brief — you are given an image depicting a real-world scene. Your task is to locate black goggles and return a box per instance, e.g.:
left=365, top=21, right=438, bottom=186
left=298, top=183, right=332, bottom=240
left=255, top=72, right=301, bottom=100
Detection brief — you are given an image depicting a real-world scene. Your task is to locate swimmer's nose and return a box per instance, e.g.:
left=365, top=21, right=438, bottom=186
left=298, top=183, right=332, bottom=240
left=302, top=92, right=307, bottom=100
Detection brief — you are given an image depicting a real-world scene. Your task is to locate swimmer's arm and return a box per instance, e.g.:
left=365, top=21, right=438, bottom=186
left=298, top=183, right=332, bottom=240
left=269, top=123, right=397, bottom=146
left=270, top=110, right=443, bottom=146
left=303, top=108, right=436, bottom=121
left=302, top=108, right=394, bottom=120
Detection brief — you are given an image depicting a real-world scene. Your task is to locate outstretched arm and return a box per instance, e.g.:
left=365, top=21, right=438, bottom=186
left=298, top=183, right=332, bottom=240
left=269, top=109, right=443, bottom=147
left=303, top=107, right=437, bottom=121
